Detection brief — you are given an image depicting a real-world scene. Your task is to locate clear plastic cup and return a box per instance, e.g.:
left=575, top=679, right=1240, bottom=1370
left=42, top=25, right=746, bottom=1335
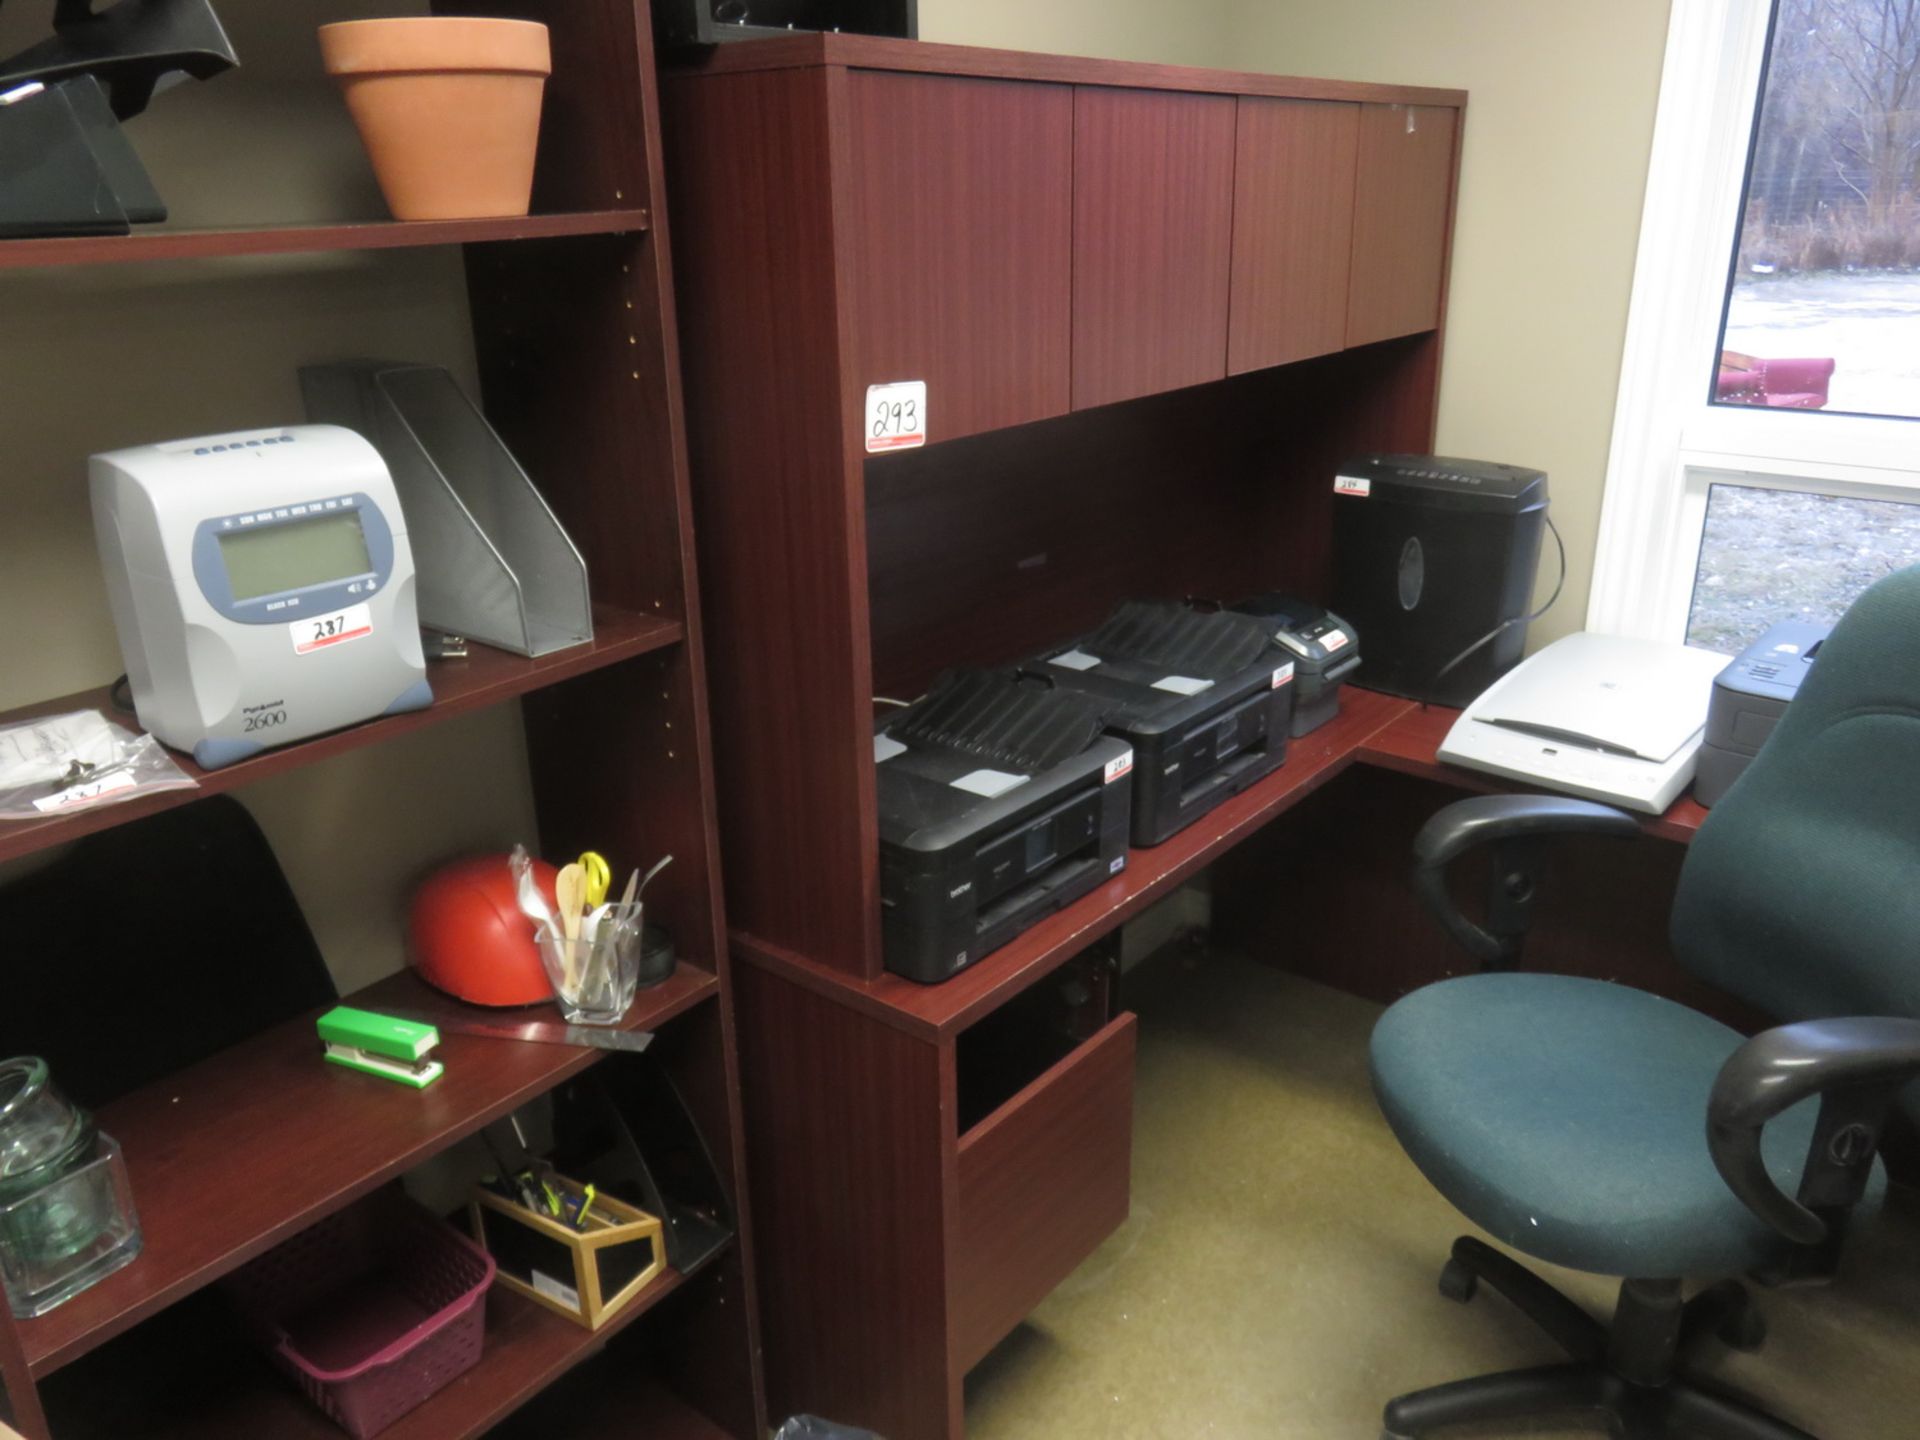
left=535, top=905, right=641, bottom=1024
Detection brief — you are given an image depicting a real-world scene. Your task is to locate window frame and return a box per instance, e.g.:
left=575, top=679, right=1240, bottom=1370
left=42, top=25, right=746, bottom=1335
left=1590, top=0, right=1920, bottom=643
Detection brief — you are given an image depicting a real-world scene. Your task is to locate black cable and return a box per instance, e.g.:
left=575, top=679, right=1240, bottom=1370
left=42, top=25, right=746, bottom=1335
left=1426, top=513, right=1568, bottom=698
left=108, top=674, right=134, bottom=713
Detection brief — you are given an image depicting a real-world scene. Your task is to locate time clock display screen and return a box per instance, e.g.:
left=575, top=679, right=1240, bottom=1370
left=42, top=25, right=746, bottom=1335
left=217, top=510, right=373, bottom=601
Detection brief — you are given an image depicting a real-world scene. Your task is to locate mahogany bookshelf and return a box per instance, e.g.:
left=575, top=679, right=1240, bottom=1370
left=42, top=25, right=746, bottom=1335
left=36, top=1246, right=726, bottom=1439
left=16, top=963, right=717, bottom=1379
left=0, top=606, right=684, bottom=868
left=0, top=210, right=650, bottom=271
left=0, top=3, right=763, bottom=1437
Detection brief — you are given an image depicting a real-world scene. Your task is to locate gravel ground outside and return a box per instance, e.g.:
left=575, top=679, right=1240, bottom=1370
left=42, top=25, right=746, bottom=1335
left=1686, top=484, right=1920, bottom=653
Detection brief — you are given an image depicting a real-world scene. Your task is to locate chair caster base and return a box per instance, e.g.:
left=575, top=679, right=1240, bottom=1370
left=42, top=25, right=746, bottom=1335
left=1437, top=1256, right=1478, bottom=1303
left=1381, top=1243, right=1814, bottom=1440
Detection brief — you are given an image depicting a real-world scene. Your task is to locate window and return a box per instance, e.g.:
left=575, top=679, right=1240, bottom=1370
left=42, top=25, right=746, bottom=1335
left=1591, top=0, right=1920, bottom=650
left=1686, top=481, right=1920, bottom=650
left=1716, top=0, right=1920, bottom=421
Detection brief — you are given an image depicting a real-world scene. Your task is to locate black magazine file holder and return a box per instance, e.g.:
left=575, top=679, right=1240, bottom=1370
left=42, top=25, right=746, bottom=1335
left=0, top=795, right=337, bottom=1107
left=551, top=1055, right=734, bottom=1273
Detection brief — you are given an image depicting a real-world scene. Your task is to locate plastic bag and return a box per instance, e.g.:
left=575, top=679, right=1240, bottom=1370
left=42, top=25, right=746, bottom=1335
left=772, top=1419, right=886, bottom=1440
left=0, top=710, right=198, bottom=819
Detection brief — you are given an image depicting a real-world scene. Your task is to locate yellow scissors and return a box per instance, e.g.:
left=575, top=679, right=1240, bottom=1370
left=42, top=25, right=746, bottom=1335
left=576, top=850, right=611, bottom=909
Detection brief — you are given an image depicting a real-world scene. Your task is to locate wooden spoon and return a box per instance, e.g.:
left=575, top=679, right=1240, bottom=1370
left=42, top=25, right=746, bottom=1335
left=555, top=862, right=586, bottom=944
left=554, top=862, right=587, bottom=993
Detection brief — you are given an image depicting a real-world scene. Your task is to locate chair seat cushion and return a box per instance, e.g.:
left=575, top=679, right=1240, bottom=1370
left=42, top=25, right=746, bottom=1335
left=1370, top=973, right=1876, bottom=1278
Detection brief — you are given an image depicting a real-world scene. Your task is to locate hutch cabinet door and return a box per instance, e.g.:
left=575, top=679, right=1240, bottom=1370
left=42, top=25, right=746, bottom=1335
left=1070, top=86, right=1236, bottom=410
left=843, top=70, right=1074, bottom=444
left=1228, top=97, right=1360, bottom=373
left=1346, top=102, right=1458, bottom=347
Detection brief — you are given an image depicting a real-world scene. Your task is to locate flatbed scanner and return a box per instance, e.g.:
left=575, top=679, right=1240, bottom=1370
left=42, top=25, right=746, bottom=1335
left=1028, top=601, right=1294, bottom=846
left=877, top=671, right=1134, bottom=984
left=1437, top=632, right=1729, bottom=814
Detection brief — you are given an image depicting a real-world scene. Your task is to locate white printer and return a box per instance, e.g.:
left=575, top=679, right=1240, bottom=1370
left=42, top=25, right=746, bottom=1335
left=1437, top=632, right=1729, bottom=814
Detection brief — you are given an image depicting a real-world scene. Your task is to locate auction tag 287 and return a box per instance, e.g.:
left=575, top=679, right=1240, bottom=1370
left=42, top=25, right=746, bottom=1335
left=291, top=602, right=373, bottom=655
left=866, top=381, right=927, bottom=453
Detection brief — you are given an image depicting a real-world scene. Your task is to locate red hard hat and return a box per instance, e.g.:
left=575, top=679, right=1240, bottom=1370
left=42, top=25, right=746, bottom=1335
left=408, top=854, right=557, bottom=1007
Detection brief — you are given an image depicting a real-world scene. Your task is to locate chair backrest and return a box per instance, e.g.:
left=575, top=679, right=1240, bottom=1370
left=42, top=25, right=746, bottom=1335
left=1673, top=565, right=1920, bottom=1024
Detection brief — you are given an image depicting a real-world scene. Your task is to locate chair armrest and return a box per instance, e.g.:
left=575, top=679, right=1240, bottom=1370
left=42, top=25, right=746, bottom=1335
left=1412, top=795, right=1642, bottom=964
left=1708, top=1017, right=1920, bottom=1245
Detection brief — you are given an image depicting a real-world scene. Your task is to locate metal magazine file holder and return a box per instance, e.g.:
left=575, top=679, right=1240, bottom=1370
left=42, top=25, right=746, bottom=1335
left=300, top=362, right=594, bottom=659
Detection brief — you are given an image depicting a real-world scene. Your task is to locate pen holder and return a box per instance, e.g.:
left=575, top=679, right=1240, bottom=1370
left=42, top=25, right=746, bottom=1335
left=536, top=907, right=641, bottom=1024
left=469, top=1174, right=665, bottom=1330
left=0, top=1133, right=142, bottom=1319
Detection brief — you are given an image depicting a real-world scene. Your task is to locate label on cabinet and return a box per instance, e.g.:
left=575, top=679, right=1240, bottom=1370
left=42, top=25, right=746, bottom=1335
left=866, top=380, right=927, bottom=453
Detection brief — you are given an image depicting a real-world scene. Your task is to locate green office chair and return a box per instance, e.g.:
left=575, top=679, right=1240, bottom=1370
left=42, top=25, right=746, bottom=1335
left=1370, top=565, right=1920, bottom=1439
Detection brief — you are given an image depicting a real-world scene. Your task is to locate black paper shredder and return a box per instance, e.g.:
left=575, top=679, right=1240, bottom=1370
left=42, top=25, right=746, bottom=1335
left=1329, top=454, right=1547, bottom=708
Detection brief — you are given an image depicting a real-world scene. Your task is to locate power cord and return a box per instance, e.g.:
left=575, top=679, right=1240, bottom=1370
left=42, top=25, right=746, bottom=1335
left=1426, top=514, right=1567, bottom=698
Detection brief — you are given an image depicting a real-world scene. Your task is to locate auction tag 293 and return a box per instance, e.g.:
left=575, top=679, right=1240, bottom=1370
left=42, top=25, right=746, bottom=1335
left=866, top=381, right=927, bottom=453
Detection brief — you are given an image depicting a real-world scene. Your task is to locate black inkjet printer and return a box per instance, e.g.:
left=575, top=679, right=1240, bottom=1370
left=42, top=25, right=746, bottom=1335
left=1695, top=620, right=1829, bottom=807
left=1022, top=601, right=1294, bottom=847
left=1232, top=594, right=1361, bottom=736
left=876, top=671, right=1134, bottom=984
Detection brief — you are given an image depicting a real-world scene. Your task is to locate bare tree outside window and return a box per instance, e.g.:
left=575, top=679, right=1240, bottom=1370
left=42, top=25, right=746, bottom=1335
left=1716, top=0, right=1920, bottom=419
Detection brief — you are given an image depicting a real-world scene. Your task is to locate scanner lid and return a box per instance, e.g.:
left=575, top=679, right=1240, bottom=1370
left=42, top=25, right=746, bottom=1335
left=1464, top=632, right=1729, bottom=763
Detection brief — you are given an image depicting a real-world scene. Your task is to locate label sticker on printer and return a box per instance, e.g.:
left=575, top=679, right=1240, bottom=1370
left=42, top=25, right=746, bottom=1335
left=866, top=380, right=927, bottom=453
left=1049, top=649, right=1102, bottom=672
left=291, top=602, right=373, bottom=655
left=874, top=734, right=909, bottom=764
left=1272, top=663, right=1296, bottom=689
left=1334, top=475, right=1373, bottom=497
left=1152, top=675, right=1214, bottom=696
left=1103, top=749, right=1135, bottom=784
left=952, top=768, right=1029, bottom=799
left=1320, top=629, right=1350, bottom=652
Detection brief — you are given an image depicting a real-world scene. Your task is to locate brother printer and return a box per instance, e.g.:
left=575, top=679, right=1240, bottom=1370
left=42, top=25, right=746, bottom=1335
left=1695, top=620, right=1830, bottom=807
left=1027, top=601, right=1294, bottom=846
left=876, top=671, right=1134, bottom=984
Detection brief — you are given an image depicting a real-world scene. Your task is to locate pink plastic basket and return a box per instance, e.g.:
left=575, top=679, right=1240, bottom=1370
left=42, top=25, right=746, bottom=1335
left=223, top=1188, right=496, bottom=1438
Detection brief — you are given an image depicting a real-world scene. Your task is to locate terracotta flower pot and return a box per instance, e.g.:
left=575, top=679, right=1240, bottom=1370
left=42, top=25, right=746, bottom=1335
left=319, top=17, right=551, bottom=222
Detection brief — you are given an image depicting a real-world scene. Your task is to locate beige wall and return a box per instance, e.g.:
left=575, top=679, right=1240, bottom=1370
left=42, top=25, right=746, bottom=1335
left=1223, top=0, right=1673, bottom=642
left=919, top=0, right=1233, bottom=66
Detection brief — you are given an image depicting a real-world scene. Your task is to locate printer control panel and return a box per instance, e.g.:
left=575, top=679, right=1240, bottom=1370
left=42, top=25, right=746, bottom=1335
left=975, top=788, right=1104, bottom=910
